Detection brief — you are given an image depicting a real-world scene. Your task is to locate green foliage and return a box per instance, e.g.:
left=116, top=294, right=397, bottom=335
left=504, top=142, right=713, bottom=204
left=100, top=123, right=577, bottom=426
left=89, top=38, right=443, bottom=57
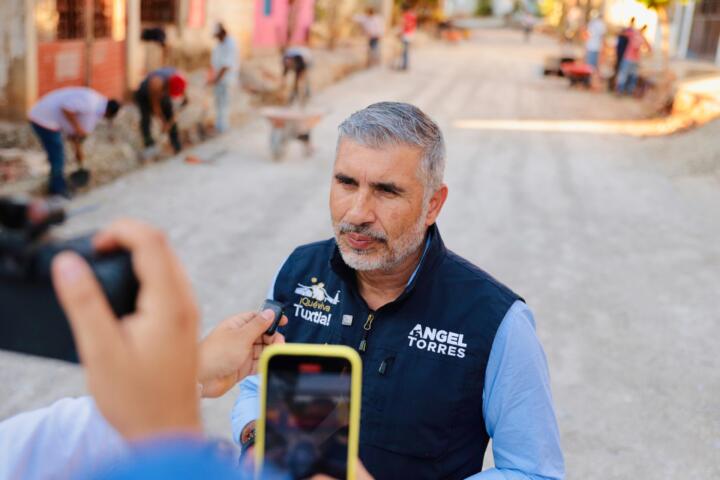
left=395, top=0, right=440, bottom=8
left=476, top=0, right=493, bottom=16
left=636, top=0, right=682, bottom=10
left=538, top=0, right=562, bottom=27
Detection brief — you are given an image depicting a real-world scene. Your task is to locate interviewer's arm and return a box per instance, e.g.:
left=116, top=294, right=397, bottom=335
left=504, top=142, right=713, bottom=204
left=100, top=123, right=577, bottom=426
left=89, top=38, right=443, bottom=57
left=230, top=258, right=287, bottom=444
left=0, top=397, right=126, bottom=480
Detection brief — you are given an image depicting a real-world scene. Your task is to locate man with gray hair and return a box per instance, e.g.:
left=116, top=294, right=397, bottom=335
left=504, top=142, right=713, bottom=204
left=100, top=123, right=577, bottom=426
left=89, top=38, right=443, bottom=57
left=232, top=102, right=564, bottom=479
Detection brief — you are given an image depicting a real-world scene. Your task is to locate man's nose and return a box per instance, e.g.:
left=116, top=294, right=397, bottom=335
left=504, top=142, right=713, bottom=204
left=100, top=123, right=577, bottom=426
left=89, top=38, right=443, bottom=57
left=344, top=190, right=376, bottom=226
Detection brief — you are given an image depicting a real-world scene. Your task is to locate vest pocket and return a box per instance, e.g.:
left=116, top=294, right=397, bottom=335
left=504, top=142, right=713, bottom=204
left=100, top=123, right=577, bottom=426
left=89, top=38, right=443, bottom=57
left=361, top=348, right=478, bottom=460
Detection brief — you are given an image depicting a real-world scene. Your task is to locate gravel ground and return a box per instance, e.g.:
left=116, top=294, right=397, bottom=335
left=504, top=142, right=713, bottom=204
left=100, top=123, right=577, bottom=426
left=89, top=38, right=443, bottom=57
left=1, top=29, right=719, bottom=479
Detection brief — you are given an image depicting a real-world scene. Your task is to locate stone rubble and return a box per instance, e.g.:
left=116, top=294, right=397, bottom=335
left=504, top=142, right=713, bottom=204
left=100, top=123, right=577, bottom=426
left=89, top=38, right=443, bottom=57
left=0, top=42, right=368, bottom=195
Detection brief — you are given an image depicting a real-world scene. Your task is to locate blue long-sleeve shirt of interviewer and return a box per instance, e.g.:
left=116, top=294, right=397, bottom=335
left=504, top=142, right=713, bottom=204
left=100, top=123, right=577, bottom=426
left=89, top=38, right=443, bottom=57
left=232, top=299, right=565, bottom=480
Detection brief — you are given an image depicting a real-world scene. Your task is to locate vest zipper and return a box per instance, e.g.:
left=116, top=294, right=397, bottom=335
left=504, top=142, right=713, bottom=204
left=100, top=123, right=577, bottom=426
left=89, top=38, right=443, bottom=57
left=378, top=356, right=394, bottom=375
left=358, top=313, right=375, bottom=353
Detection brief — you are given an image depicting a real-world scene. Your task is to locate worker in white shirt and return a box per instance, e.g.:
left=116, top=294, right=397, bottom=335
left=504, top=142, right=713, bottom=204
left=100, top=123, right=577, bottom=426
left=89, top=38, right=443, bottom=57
left=584, top=11, right=607, bottom=69
left=282, top=46, right=313, bottom=106
left=28, top=87, right=121, bottom=197
left=209, top=23, right=239, bottom=134
left=354, top=7, right=385, bottom=67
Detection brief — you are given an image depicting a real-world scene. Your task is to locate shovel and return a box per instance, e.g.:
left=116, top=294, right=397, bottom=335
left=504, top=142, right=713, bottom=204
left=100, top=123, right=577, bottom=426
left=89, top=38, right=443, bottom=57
left=68, top=167, right=90, bottom=188
left=67, top=138, right=91, bottom=189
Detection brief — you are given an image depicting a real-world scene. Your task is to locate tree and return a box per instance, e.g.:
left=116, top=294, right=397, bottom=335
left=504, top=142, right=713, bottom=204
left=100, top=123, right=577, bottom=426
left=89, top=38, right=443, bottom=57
left=636, top=0, right=681, bottom=70
left=636, top=0, right=691, bottom=114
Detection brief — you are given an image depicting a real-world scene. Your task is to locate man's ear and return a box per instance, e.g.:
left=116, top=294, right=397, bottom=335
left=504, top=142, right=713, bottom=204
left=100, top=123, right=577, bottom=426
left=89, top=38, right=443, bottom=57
left=425, top=184, right=448, bottom=227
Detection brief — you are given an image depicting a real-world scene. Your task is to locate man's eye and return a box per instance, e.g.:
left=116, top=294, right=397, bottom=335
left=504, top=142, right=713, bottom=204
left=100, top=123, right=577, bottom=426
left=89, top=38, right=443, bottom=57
left=378, top=187, right=399, bottom=196
left=336, top=176, right=356, bottom=186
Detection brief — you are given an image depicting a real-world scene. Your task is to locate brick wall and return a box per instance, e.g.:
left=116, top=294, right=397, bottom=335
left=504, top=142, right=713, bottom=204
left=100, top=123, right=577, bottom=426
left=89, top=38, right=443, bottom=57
left=90, top=40, right=126, bottom=100
left=37, top=39, right=125, bottom=100
left=37, top=41, right=85, bottom=97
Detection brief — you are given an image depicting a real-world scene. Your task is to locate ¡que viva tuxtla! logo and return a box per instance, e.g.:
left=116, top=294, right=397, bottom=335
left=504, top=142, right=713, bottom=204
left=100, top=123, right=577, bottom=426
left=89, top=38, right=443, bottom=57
left=293, top=277, right=340, bottom=327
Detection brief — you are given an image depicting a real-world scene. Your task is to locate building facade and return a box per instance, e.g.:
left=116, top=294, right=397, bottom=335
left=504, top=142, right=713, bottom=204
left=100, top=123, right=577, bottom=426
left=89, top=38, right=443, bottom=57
left=1, top=0, right=129, bottom=120
left=673, top=0, right=720, bottom=65
left=0, top=0, right=257, bottom=121
left=253, top=0, right=315, bottom=51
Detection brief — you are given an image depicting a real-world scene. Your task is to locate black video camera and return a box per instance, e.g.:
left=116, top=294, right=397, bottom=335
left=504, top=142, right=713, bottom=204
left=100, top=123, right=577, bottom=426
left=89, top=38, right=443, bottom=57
left=0, top=196, right=138, bottom=362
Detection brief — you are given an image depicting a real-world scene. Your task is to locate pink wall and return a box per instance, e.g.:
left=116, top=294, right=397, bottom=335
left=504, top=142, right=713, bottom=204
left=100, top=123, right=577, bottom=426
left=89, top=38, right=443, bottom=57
left=253, top=0, right=315, bottom=49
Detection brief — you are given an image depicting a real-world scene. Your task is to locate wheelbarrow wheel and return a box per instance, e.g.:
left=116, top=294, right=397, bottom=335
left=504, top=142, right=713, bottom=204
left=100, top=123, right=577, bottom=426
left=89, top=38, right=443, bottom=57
left=270, top=127, right=287, bottom=161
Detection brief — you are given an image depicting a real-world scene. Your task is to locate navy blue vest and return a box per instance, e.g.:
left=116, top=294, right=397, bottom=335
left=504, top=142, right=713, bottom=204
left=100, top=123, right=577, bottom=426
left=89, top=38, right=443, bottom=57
left=273, top=225, right=521, bottom=479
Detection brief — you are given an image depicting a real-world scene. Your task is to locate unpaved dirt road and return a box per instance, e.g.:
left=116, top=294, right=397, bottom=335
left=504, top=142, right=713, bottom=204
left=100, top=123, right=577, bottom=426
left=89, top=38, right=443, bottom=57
left=2, top=29, right=718, bottom=479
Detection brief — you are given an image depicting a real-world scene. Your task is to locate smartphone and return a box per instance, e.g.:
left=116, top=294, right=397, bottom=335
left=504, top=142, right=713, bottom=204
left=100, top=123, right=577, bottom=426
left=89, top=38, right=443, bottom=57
left=256, top=344, right=362, bottom=480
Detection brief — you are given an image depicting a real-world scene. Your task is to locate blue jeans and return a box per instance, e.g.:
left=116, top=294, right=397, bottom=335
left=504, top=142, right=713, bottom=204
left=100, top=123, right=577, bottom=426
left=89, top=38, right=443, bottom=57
left=134, top=90, right=182, bottom=153
left=214, top=83, right=231, bottom=133
left=30, top=122, right=67, bottom=195
left=401, top=39, right=410, bottom=70
left=616, top=59, right=639, bottom=95
left=368, top=37, right=380, bottom=65
left=586, top=50, right=599, bottom=68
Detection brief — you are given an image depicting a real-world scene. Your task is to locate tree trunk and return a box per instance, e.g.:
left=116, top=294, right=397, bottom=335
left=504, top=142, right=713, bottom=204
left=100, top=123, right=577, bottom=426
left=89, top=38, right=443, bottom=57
left=327, top=1, right=339, bottom=50
left=647, top=5, right=676, bottom=116
left=657, top=5, right=671, bottom=71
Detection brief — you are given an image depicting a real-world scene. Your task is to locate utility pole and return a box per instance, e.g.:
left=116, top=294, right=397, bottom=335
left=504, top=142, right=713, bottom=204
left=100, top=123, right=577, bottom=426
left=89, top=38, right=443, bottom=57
left=84, top=0, right=94, bottom=87
left=126, top=0, right=142, bottom=96
left=381, top=0, right=394, bottom=31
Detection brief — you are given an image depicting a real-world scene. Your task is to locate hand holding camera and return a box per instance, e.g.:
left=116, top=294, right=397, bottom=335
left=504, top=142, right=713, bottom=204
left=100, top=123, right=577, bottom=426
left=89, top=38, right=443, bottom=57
left=0, top=196, right=138, bottom=362
left=1, top=197, right=371, bottom=478
left=52, top=219, right=202, bottom=440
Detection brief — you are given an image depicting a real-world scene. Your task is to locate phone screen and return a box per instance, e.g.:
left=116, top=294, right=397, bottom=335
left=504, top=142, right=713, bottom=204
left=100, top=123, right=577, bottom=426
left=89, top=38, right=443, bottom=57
left=262, top=354, right=353, bottom=480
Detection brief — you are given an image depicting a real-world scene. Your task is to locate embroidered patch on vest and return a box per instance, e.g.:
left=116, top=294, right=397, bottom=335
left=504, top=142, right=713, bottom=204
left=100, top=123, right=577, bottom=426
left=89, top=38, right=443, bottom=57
left=408, top=324, right=467, bottom=358
left=292, top=277, right=341, bottom=327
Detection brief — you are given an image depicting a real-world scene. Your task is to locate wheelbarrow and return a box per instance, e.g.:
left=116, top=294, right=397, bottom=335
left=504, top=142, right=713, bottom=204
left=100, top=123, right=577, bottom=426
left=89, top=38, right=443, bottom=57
left=259, top=107, right=326, bottom=161
left=561, top=62, right=593, bottom=88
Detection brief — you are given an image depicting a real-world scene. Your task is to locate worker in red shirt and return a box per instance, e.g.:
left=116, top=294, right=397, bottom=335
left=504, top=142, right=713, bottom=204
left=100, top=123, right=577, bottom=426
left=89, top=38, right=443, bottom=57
left=400, top=4, right=417, bottom=70
left=134, top=68, right=188, bottom=155
left=616, top=25, right=651, bottom=96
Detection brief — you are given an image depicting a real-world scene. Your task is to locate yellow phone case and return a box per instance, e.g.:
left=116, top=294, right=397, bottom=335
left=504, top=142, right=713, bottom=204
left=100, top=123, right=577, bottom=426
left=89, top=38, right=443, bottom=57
left=255, top=343, right=363, bottom=480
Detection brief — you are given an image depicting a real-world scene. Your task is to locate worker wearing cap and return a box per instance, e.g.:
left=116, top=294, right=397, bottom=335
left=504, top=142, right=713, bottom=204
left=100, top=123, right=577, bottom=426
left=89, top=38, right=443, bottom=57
left=282, top=47, right=313, bottom=106
left=134, top=68, right=187, bottom=154
left=28, top=87, right=121, bottom=197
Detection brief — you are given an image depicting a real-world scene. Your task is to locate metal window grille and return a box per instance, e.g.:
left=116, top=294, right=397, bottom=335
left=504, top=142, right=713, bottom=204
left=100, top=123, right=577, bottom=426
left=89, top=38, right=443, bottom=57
left=57, top=0, right=85, bottom=40
left=94, top=0, right=112, bottom=38
left=141, top=0, right=178, bottom=23
left=699, top=0, right=720, bottom=15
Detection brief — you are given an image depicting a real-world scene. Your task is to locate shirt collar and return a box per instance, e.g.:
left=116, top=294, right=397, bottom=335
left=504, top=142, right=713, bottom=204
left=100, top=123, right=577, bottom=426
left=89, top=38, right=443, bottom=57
left=406, top=234, right=431, bottom=286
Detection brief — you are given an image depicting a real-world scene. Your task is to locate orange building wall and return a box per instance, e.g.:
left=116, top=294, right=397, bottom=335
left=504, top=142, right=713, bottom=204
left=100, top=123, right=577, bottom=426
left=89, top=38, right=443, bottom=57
left=37, top=40, right=125, bottom=100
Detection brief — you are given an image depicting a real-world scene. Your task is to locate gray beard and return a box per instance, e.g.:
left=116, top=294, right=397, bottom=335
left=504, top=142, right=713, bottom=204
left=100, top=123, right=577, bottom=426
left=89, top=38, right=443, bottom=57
left=334, top=205, right=428, bottom=272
